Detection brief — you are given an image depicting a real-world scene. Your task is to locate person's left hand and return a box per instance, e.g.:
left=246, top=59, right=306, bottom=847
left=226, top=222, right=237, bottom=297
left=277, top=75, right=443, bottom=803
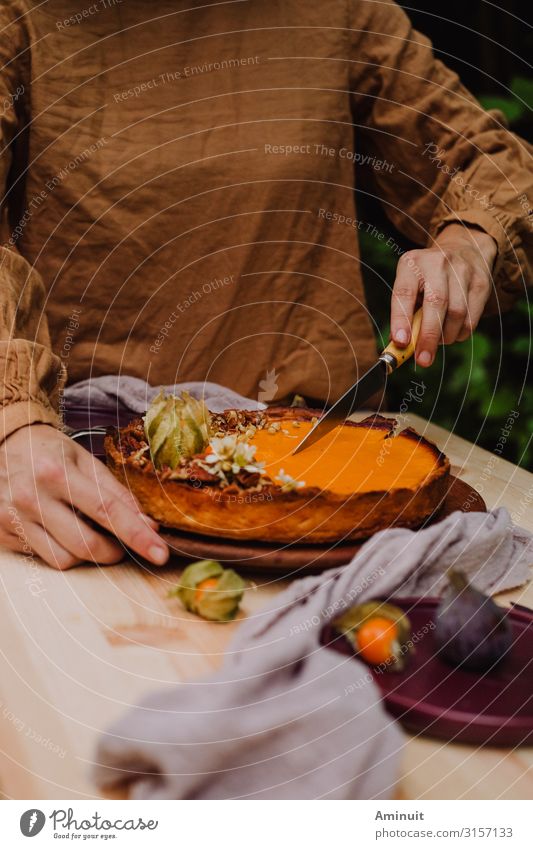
left=389, top=223, right=498, bottom=366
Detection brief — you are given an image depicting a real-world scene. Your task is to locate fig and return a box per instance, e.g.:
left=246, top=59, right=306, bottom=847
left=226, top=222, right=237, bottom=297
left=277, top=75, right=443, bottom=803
left=434, top=570, right=512, bottom=672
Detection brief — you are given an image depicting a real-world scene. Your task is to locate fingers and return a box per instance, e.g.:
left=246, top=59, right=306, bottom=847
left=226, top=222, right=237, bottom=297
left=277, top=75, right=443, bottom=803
left=0, top=428, right=167, bottom=569
left=8, top=517, right=80, bottom=571
left=76, top=448, right=159, bottom=531
left=392, top=246, right=492, bottom=364
left=415, top=259, right=448, bottom=367
left=442, top=265, right=470, bottom=345
left=390, top=253, right=420, bottom=346
left=61, top=467, right=168, bottom=565
left=35, top=500, right=125, bottom=565
left=457, top=276, right=491, bottom=342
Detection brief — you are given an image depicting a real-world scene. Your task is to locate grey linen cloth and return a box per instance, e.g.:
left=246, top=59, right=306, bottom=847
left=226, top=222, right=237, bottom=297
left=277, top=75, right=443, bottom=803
left=64, top=375, right=266, bottom=414
left=94, top=508, right=532, bottom=800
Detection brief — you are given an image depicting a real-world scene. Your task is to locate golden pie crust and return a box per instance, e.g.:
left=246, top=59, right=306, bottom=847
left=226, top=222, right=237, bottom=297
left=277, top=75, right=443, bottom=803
left=104, top=408, right=450, bottom=543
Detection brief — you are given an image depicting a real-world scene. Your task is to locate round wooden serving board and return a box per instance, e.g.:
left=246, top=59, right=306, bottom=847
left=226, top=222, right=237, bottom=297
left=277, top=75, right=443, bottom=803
left=158, top=475, right=486, bottom=575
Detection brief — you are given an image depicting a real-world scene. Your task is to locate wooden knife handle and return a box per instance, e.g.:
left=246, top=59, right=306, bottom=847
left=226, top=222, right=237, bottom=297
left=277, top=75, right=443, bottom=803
left=379, top=307, right=423, bottom=372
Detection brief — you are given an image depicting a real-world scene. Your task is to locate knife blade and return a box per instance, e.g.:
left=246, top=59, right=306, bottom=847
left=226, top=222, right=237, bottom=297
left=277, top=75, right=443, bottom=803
left=292, top=307, right=423, bottom=454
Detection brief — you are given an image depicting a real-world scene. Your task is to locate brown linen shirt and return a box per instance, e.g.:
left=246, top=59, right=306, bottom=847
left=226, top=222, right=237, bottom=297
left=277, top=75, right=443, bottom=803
left=0, top=0, right=531, bottom=440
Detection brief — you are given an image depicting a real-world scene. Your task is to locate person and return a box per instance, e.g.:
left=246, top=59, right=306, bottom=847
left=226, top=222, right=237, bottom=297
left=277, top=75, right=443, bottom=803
left=0, top=0, right=531, bottom=569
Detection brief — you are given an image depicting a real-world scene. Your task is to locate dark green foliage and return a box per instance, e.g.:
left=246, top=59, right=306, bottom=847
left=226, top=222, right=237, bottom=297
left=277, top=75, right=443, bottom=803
left=479, top=77, right=533, bottom=125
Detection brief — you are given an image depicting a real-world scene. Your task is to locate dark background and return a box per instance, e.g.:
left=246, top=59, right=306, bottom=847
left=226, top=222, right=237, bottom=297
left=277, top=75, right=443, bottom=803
left=359, top=1, right=532, bottom=469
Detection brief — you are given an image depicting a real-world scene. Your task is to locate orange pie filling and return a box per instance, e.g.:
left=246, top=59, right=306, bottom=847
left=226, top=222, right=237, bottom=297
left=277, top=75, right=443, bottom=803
left=247, top=419, right=440, bottom=495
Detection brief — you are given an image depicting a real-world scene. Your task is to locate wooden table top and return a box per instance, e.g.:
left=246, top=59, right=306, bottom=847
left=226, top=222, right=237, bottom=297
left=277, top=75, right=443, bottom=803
left=0, top=412, right=532, bottom=800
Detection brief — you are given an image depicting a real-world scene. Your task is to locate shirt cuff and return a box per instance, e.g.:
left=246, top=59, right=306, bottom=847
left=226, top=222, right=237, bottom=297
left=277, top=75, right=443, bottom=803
left=429, top=207, right=525, bottom=313
left=0, top=399, right=62, bottom=442
left=0, top=339, right=66, bottom=442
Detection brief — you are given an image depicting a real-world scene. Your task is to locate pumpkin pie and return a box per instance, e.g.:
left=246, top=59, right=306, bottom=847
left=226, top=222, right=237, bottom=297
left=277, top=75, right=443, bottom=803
left=104, top=407, right=450, bottom=543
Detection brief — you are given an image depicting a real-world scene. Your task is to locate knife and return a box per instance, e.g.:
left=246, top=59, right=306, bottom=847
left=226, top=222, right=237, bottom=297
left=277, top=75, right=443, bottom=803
left=292, top=307, right=423, bottom=454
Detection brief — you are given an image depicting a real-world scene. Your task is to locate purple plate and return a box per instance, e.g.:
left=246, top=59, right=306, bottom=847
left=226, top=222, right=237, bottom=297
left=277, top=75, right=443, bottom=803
left=65, top=404, right=132, bottom=458
left=323, top=597, right=533, bottom=747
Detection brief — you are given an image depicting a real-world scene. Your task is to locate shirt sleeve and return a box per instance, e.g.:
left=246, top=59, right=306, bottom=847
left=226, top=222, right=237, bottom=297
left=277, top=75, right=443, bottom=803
left=349, top=0, right=533, bottom=312
left=0, top=5, right=65, bottom=442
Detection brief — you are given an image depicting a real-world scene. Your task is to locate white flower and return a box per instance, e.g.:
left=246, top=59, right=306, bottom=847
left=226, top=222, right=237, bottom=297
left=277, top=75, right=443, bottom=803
left=203, top=435, right=265, bottom=479
left=205, top=436, right=240, bottom=464
left=277, top=469, right=306, bottom=492
left=233, top=441, right=263, bottom=473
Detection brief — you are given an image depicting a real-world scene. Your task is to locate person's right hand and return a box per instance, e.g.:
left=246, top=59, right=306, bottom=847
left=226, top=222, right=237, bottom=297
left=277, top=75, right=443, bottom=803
left=0, top=424, right=169, bottom=570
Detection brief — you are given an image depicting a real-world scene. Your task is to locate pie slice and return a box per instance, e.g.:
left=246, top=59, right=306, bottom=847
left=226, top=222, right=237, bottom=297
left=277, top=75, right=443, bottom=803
left=104, top=406, right=450, bottom=543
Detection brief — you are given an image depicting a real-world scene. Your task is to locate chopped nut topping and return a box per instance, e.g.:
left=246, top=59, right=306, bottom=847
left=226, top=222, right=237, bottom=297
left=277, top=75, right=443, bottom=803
left=130, top=445, right=150, bottom=462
